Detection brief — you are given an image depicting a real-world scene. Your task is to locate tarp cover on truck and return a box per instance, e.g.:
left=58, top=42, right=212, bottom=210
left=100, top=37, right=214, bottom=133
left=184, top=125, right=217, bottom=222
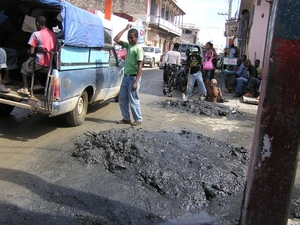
left=22, top=0, right=105, bottom=47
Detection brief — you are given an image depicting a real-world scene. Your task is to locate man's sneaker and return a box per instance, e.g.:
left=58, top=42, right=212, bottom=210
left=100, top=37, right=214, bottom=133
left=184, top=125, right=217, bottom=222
left=131, top=120, right=141, bottom=126
left=117, top=119, right=131, bottom=124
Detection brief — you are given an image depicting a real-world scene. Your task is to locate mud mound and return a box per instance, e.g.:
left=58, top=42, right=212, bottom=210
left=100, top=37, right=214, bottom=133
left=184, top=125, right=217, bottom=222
left=160, top=100, right=243, bottom=118
left=73, top=128, right=249, bottom=212
left=292, top=199, right=300, bottom=218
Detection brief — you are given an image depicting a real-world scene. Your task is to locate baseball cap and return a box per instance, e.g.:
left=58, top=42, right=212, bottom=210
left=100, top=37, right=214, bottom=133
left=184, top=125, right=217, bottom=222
left=192, top=47, right=198, bottom=52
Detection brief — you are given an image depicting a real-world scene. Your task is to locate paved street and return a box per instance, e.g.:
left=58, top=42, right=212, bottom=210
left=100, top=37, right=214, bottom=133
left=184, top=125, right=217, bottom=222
left=0, top=67, right=299, bottom=224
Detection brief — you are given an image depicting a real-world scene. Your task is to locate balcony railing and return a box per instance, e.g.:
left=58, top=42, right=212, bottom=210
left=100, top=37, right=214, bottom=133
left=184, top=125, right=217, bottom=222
left=148, top=15, right=182, bottom=36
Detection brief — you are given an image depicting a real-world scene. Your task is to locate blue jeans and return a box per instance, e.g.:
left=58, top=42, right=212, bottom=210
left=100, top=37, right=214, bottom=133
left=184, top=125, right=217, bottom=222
left=119, top=76, right=142, bottom=121
left=235, top=77, right=248, bottom=94
left=187, top=71, right=207, bottom=96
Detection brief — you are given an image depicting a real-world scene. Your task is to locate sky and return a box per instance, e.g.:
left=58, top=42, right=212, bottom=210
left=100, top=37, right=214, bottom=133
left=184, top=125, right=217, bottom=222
left=176, top=0, right=240, bottom=48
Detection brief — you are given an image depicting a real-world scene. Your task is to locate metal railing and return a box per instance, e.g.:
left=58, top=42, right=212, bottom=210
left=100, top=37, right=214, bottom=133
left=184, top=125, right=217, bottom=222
left=148, top=15, right=182, bottom=36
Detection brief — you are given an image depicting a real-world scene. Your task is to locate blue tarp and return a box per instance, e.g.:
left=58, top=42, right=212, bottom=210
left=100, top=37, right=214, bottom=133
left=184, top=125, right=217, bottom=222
left=22, top=0, right=105, bottom=47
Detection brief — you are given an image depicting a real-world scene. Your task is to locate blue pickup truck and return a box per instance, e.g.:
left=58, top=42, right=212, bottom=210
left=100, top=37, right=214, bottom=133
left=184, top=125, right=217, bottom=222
left=0, top=0, right=124, bottom=126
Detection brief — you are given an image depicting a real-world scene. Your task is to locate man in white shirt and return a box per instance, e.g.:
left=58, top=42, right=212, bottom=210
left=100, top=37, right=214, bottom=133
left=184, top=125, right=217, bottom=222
left=163, top=43, right=181, bottom=97
left=165, top=43, right=181, bottom=65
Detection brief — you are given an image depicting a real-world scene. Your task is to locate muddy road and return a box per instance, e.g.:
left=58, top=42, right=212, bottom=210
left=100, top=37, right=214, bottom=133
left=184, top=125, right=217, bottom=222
left=0, top=68, right=299, bottom=224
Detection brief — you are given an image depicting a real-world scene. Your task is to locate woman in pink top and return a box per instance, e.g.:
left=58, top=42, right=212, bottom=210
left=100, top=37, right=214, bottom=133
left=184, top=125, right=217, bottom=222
left=203, top=42, right=214, bottom=90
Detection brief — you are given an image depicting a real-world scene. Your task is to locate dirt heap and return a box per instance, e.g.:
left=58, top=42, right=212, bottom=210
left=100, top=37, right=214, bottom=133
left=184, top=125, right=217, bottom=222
left=159, top=99, right=243, bottom=118
left=72, top=128, right=249, bottom=223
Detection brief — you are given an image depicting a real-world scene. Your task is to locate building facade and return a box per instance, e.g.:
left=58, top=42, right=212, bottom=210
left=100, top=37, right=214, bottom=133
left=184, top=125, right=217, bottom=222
left=175, top=23, right=200, bottom=44
left=238, top=0, right=273, bottom=66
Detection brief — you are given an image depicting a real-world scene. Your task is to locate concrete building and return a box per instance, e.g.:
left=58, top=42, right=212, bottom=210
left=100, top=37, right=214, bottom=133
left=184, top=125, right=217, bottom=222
left=68, top=0, right=185, bottom=53
left=175, top=23, right=200, bottom=44
left=238, top=0, right=273, bottom=66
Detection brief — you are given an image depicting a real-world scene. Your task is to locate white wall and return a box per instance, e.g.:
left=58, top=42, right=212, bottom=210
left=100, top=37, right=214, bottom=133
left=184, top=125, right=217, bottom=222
left=246, top=1, right=270, bottom=64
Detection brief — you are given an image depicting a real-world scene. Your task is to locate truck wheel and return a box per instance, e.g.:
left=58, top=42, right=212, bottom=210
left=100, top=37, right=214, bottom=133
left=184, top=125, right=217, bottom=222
left=0, top=103, right=14, bottom=116
left=66, top=91, right=88, bottom=126
left=150, top=59, right=154, bottom=68
left=163, top=70, right=168, bottom=82
left=115, top=93, right=119, bottom=102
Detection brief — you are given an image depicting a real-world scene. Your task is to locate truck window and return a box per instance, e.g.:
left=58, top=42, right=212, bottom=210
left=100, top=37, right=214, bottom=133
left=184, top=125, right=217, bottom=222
left=60, top=46, right=110, bottom=64
left=61, top=46, right=90, bottom=63
left=90, top=49, right=110, bottom=63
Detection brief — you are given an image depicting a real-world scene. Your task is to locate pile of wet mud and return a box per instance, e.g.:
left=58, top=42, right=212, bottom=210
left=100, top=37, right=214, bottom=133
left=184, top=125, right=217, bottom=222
left=291, top=199, right=300, bottom=218
left=72, top=127, right=249, bottom=214
left=159, top=99, right=243, bottom=118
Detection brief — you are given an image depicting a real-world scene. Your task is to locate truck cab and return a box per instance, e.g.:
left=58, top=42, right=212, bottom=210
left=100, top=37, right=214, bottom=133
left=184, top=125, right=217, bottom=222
left=0, top=0, right=124, bottom=126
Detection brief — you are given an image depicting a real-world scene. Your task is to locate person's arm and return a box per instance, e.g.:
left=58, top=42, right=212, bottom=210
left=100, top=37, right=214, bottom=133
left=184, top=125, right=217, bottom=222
left=132, top=61, right=142, bottom=91
left=28, top=46, right=35, bottom=55
left=176, top=52, right=181, bottom=66
left=132, top=47, right=144, bottom=91
left=165, top=51, right=169, bottom=64
left=235, top=65, right=244, bottom=77
left=114, top=24, right=131, bottom=48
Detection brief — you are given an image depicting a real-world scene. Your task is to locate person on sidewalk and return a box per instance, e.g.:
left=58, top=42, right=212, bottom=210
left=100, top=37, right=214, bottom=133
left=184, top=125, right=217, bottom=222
left=113, top=24, right=143, bottom=126
left=234, top=59, right=252, bottom=97
left=0, top=48, right=10, bottom=93
left=17, top=16, right=57, bottom=95
left=244, top=59, right=263, bottom=97
left=225, top=58, right=243, bottom=93
left=185, top=47, right=206, bottom=100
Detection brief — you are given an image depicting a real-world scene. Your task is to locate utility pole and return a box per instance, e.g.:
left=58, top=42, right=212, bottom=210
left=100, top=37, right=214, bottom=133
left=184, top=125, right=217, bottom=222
left=240, top=0, right=300, bottom=224
left=218, top=0, right=233, bottom=47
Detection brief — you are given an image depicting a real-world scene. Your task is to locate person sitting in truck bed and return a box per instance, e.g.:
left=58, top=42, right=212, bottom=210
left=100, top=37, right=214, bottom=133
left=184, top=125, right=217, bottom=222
left=17, top=16, right=57, bottom=95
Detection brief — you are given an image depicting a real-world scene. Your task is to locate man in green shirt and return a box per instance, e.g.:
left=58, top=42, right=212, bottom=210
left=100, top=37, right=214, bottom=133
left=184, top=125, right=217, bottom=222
left=114, top=24, right=144, bottom=126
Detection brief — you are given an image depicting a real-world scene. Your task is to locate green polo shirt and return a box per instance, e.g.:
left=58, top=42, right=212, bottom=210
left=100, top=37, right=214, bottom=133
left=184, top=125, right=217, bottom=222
left=124, top=42, right=144, bottom=75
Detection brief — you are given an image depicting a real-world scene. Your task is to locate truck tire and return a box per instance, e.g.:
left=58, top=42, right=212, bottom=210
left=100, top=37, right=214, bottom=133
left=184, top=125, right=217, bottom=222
left=115, top=93, right=119, bottom=102
left=0, top=103, right=14, bottom=116
left=66, top=91, right=88, bottom=126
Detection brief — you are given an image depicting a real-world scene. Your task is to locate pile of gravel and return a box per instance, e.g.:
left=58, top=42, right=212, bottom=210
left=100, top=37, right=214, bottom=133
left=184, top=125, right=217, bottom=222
left=159, top=100, right=243, bottom=118
left=72, top=128, right=249, bottom=212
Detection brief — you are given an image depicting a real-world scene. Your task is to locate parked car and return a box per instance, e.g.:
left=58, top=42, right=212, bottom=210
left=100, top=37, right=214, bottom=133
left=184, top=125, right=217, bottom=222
left=114, top=44, right=127, bottom=60
left=142, top=46, right=162, bottom=67
left=0, top=0, right=124, bottom=126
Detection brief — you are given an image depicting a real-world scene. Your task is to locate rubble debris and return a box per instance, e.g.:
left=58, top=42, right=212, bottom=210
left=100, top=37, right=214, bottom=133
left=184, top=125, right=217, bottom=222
left=159, top=100, right=244, bottom=118
left=73, top=127, right=249, bottom=212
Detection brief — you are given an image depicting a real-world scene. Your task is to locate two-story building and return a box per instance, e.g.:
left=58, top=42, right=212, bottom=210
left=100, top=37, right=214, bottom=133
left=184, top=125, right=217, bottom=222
left=131, top=0, right=185, bottom=52
left=238, top=0, right=274, bottom=67
left=69, top=0, right=185, bottom=53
